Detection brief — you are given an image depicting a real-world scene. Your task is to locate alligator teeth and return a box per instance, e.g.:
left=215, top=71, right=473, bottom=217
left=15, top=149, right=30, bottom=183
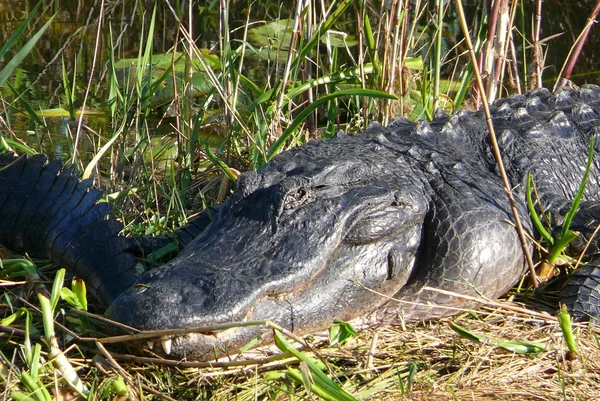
left=160, top=337, right=172, bottom=355
left=146, top=341, right=154, bottom=350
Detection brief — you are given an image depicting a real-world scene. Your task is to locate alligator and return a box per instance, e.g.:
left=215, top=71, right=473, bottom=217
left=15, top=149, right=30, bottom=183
left=2, top=85, right=600, bottom=360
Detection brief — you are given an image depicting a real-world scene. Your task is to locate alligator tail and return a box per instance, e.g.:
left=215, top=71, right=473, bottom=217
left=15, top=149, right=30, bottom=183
left=0, top=153, right=140, bottom=307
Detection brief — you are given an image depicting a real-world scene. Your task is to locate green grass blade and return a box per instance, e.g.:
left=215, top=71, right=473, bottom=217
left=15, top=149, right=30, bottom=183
left=49, top=269, right=65, bottom=312
left=362, top=7, right=381, bottom=80
left=136, top=4, right=157, bottom=115
left=1, top=307, right=27, bottom=326
left=547, top=136, right=595, bottom=263
left=267, top=88, right=398, bottom=161
left=27, top=344, right=42, bottom=379
left=432, top=0, right=444, bottom=111
left=37, top=294, right=54, bottom=341
left=450, top=322, right=545, bottom=354
left=0, top=1, right=42, bottom=59
left=18, top=371, right=52, bottom=401
left=288, top=0, right=353, bottom=75
left=325, top=47, right=339, bottom=138
left=558, top=304, right=578, bottom=353
left=286, top=367, right=352, bottom=401
left=24, top=308, right=33, bottom=366
left=450, top=321, right=485, bottom=342
left=0, top=258, right=37, bottom=279
left=284, top=63, right=374, bottom=103
left=238, top=73, right=264, bottom=97
left=0, top=137, right=37, bottom=155
left=0, top=13, right=55, bottom=87
left=61, top=57, right=76, bottom=120
left=7, top=83, right=46, bottom=127
left=561, top=136, right=595, bottom=237
left=204, top=146, right=238, bottom=182
left=107, top=26, right=123, bottom=118
left=9, top=392, right=38, bottom=401
left=82, top=117, right=127, bottom=179
left=274, top=330, right=359, bottom=401
left=526, top=173, right=554, bottom=244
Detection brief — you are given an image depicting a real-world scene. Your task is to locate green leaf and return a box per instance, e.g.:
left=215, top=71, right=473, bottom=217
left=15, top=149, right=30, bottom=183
left=112, top=376, right=129, bottom=397
left=450, top=322, right=545, bottom=354
left=0, top=137, right=36, bottom=155
left=1, top=307, right=27, bottom=326
left=288, top=0, right=354, bottom=74
left=0, top=1, right=42, bottom=59
left=561, top=136, right=595, bottom=237
left=9, top=392, right=38, bottom=401
left=0, top=258, right=37, bottom=279
left=37, top=294, right=54, bottom=341
left=61, top=56, right=76, bottom=120
left=282, top=63, right=375, bottom=107
left=526, top=173, right=554, bottom=244
left=449, top=321, right=484, bottom=342
left=27, top=344, right=42, bottom=379
left=548, top=136, right=595, bottom=264
left=274, top=330, right=359, bottom=401
left=329, top=319, right=359, bottom=346
left=404, top=56, right=424, bottom=70
left=558, top=304, right=578, bottom=353
left=19, top=371, right=52, bottom=401
left=71, top=278, right=88, bottom=311
left=49, top=269, right=66, bottom=312
left=7, top=83, right=46, bottom=126
left=0, top=10, right=56, bottom=87
left=204, top=146, right=238, bottom=182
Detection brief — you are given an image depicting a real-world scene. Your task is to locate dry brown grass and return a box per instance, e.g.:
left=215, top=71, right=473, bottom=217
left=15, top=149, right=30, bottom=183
left=2, top=266, right=599, bottom=400
left=349, top=311, right=600, bottom=400
left=103, top=297, right=600, bottom=400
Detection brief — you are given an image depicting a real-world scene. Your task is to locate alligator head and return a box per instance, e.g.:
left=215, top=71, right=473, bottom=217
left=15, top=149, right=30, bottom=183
left=106, top=131, right=430, bottom=359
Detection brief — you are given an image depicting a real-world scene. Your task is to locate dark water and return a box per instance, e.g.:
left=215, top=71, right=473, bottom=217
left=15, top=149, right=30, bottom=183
left=0, top=0, right=599, bottom=159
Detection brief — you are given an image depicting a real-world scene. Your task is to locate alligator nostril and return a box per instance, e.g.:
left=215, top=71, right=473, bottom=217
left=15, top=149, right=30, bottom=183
left=387, top=248, right=397, bottom=280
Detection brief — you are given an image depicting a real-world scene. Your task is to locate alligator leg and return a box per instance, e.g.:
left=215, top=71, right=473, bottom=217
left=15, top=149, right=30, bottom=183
left=561, top=263, right=600, bottom=321
left=370, top=168, right=531, bottom=324
left=0, top=153, right=140, bottom=306
left=558, top=201, right=600, bottom=321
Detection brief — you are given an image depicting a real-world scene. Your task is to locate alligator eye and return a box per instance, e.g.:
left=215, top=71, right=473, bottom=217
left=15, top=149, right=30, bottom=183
left=283, top=188, right=314, bottom=211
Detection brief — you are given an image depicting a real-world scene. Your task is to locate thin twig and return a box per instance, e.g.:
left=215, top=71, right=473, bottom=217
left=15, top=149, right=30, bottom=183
left=454, top=0, right=538, bottom=286
left=555, top=0, right=600, bottom=90
left=72, top=1, right=105, bottom=164
left=532, top=0, right=543, bottom=88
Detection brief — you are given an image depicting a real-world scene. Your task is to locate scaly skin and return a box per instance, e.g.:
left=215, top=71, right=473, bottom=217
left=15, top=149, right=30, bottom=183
left=2, top=85, right=600, bottom=360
